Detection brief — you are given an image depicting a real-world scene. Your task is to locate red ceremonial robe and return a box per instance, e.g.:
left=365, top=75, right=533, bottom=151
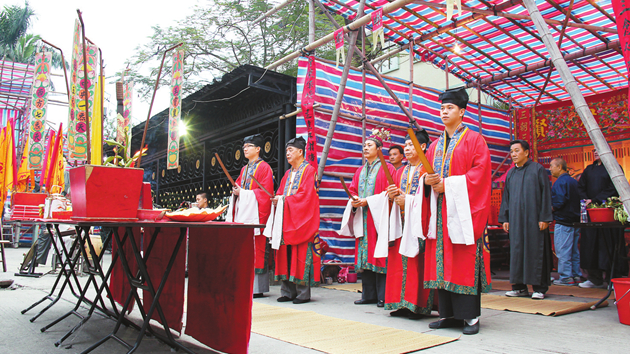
left=423, top=126, right=492, bottom=295
left=274, top=161, right=321, bottom=285
left=385, top=164, right=435, bottom=314
left=234, top=158, right=274, bottom=273
left=348, top=159, right=396, bottom=273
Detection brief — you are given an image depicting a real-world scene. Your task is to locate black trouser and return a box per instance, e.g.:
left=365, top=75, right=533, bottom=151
left=438, top=289, right=481, bottom=320
left=512, top=283, right=548, bottom=293
left=361, top=270, right=386, bottom=302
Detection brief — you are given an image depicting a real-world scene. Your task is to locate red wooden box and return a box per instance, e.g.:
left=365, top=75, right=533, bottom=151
left=70, top=165, right=143, bottom=220
left=12, top=192, right=47, bottom=207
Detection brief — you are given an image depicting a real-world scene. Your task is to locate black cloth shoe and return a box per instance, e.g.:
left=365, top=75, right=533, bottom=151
left=354, top=299, right=378, bottom=305
left=429, top=318, right=464, bottom=329
left=463, top=320, right=480, bottom=335
left=390, top=308, right=412, bottom=317
left=407, top=312, right=425, bottom=320
left=292, top=298, right=310, bottom=304
left=277, top=296, right=293, bottom=302
left=253, top=293, right=264, bottom=298
left=377, top=300, right=385, bottom=308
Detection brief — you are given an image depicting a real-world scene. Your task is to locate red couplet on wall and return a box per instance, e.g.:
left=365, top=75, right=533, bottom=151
left=70, top=166, right=143, bottom=219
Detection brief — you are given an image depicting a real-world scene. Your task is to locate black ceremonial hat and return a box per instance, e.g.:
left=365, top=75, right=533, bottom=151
left=438, top=87, right=469, bottom=109
left=286, top=136, right=306, bottom=151
left=405, top=129, right=431, bottom=146
left=243, top=134, right=264, bottom=148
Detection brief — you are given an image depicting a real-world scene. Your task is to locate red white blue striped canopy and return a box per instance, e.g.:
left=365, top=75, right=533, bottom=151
left=320, top=0, right=626, bottom=107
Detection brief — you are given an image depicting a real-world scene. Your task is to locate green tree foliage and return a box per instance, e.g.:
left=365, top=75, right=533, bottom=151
left=0, top=2, right=66, bottom=69
left=125, top=0, right=347, bottom=100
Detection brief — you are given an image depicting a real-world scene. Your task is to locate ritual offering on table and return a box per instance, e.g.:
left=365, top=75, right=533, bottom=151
left=166, top=205, right=228, bottom=222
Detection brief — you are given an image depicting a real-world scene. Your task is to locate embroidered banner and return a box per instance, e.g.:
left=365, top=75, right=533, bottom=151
left=334, top=28, right=345, bottom=68
left=27, top=52, right=52, bottom=170
left=67, top=19, right=81, bottom=155
left=118, top=81, right=133, bottom=158
left=516, top=89, right=630, bottom=152
left=302, top=56, right=318, bottom=169
left=70, top=43, right=98, bottom=161
left=167, top=50, right=184, bottom=170
left=612, top=0, right=630, bottom=118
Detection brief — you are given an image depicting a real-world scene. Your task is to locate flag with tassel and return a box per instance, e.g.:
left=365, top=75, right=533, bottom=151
left=27, top=51, right=53, bottom=170
left=334, top=28, right=345, bottom=68
left=371, top=8, right=385, bottom=52
left=167, top=50, right=184, bottom=170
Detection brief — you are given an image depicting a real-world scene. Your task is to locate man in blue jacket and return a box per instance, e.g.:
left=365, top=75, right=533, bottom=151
left=549, top=157, right=581, bottom=286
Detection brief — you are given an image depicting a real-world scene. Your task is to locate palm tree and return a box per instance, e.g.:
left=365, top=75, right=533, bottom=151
left=0, top=2, right=66, bottom=69
left=0, top=2, right=35, bottom=48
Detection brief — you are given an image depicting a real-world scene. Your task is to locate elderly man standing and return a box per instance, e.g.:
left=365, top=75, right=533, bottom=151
left=549, top=157, right=581, bottom=286
left=499, top=140, right=553, bottom=300
left=266, top=137, right=321, bottom=304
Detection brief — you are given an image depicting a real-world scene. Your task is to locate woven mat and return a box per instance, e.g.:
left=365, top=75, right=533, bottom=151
left=481, top=294, right=608, bottom=316
left=252, top=302, right=457, bottom=354
left=490, top=279, right=608, bottom=299
left=321, top=282, right=363, bottom=293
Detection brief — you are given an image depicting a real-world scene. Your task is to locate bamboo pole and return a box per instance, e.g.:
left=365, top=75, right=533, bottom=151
left=316, top=0, right=366, bottom=183
left=477, top=79, right=482, bottom=136
left=445, top=56, right=449, bottom=89
left=136, top=42, right=184, bottom=167
left=509, top=96, right=513, bottom=140
left=469, top=40, right=619, bottom=87
left=77, top=10, right=92, bottom=164
left=265, top=0, right=415, bottom=70
left=361, top=28, right=367, bottom=165
left=253, top=0, right=298, bottom=25
left=522, top=0, right=630, bottom=217
left=308, top=0, right=315, bottom=44
left=412, top=0, right=616, bottom=34
left=41, top=40, right=70, bottom=101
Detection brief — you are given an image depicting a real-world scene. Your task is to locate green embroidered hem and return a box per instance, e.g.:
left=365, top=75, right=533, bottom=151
left=356, top=236, right=387, bottom=274
left=255, top=243, right=272, bottom=275
left=274, top=242, right=319, bottom=287
left=384, top=291, right=434, bottom=315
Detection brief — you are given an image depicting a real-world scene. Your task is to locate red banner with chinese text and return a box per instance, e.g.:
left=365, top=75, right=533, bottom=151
left=302, top=56, right=318, bottom=169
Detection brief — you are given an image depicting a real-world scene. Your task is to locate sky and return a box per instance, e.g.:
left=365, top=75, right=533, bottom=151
left=6, top=0, right=202, bottom=132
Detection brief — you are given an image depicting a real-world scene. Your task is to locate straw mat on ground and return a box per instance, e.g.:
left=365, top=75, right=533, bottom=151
left=321, top=282, right=362, bottom=292
left=252, top=302, right=457, bottom=354
left=490, top=279, right=608, bottom=299
left=481, top=294, right=608, bottom=316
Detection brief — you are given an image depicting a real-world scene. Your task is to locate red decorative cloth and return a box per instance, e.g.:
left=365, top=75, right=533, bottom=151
left=186, top=227, right=255, bottom=354
left=109, top=227, right=139, bottom=313
left=141, top=227, right=186, bottom=333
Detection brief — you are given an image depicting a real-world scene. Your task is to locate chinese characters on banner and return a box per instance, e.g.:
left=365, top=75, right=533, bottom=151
left=69, top=43, right=98, bottom=161
left=302, top=56, right=318, bottom=169
left=612, top=0, right=630, bottom=117
left=67, top=19, right=81, bottom=157
left=371, top=8, right=385, bottom=52
left=27, top=52, right=52, bottom=170
left=167, top=50, right=184, bottom=170
left=117, top=82, right=133, bottom=158
left=334, top=28, right=345, bottom=68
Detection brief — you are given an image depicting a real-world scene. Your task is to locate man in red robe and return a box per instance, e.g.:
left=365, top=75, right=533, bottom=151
left=423, top=87, right=492, bottom=335
left=229, top=134, right=274, bottom=298
left=348, top=129, right=396, bottom=308
left=385, top=129, right=435, bottom=319
left=267, top=137, right=321, bottom=304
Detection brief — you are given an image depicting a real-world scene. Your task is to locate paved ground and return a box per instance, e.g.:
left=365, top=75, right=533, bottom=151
left=0, top=245, right=628, bottom=354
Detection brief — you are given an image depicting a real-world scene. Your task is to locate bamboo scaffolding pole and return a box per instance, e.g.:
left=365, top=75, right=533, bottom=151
left=362, top=27, right=367, bottom=165
left=509, top=96, right=513, bottom=140
left=491, top=152, right=511, bottom=179
left=469, top=40, right=620, bottom=87
left=265, top=0, right=415, bottom=70
left=253, top=0, right=298, bottom=25
left=308, top=0, right=315, bottom=44
left=413, top=0, right=615, bottom=34
left=522, top=0, right=630, bottom=224
left=136, top=42, right=184, bottom=167
left=445, top=56, right=449, bottom=89
left=77, top=10, right=92, bottom=164
left=316, top=0, right=366, bottom=183
left=312, top=106, right=414, bottom=133
left=323, top=170, right=354, bottom=179
left=477, top=79, right=483, bottom=136
left=279, top=103, right=321, bottom=120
